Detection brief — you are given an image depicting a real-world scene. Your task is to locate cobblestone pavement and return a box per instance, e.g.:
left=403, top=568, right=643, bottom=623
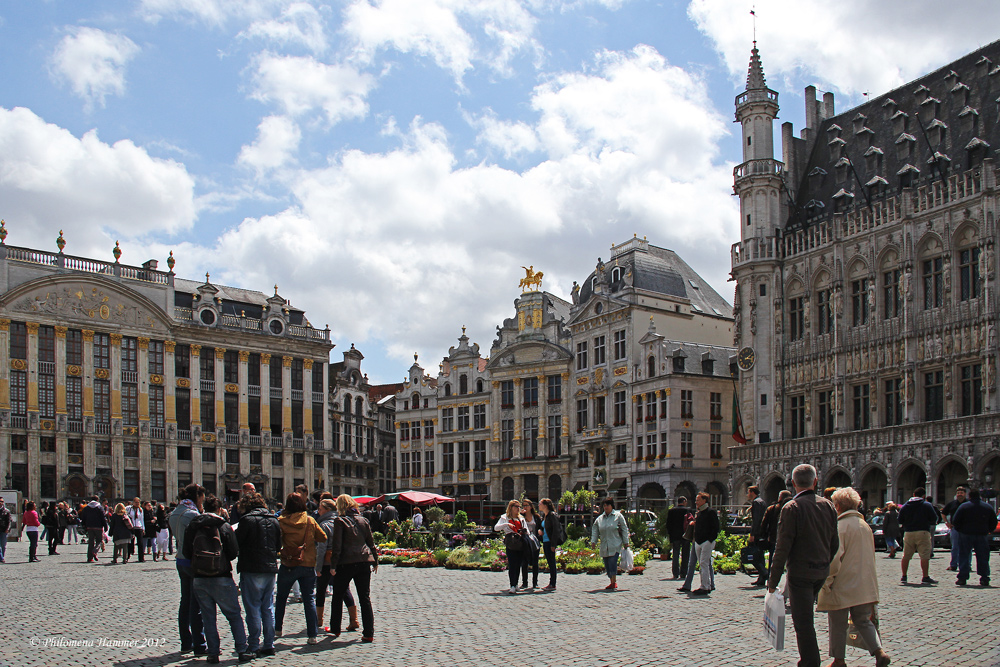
left=1, top=537, right=997, bottom=667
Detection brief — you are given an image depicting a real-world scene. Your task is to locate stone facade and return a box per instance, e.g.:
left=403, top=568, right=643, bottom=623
left=0, top=231, right=333, bottom=503
left=729, top=41, right=1000, bottom=505
left=395, top=236, right=736, bottom=504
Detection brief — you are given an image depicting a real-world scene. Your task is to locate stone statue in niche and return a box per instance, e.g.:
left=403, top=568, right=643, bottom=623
left=944, top=332, right=953, bottom=356
left=901, top=269, right=912, bottom=301
left=945, top=368, right=952, bottom=400
left=917, top=338, right=925, bottom=361
left=571, top=281, right=580, bottom=305
left=935, top=334, right=943, bottom=359
left=943, top=256, right=951, bottom=292
left=989, top=324, right=997, bottom=351
left=749, top=298, right=757, bottom=335
left=595, top=258, right=606, bottom=283
left=867, top=280, right=876, bottom=318
left=906, top=371, right=914, bottom=404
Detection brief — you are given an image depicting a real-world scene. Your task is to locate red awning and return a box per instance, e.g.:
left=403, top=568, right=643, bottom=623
left=363, top=490, right=455, bottom=507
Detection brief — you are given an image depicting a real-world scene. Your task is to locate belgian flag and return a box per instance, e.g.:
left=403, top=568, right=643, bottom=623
left=732, top=391, right=747, bottom=444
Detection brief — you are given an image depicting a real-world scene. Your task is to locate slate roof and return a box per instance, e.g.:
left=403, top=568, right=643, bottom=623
left=578, top=243, right=732, bottom=317
left=659, top=339, right=736, bottom=378
left=790, top=39, right=1000, bottom=229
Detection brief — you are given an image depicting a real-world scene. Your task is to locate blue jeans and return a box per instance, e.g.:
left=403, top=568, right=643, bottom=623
left=27, top=530, right=38, bottom=560
left=275, top=565, right=318, bottom=638
left=240, top=573, right=276, bottom=652
left=0, top=532, right=7, bottom=561
left=957, top=533, right=991, bottom=584
left=603, top=553, right=620, bottom=578
left=949, top=528, right=961, bottom=569
left=193, top=576, right=248, bottom=657
left=176, top=564, right=206, bottom=652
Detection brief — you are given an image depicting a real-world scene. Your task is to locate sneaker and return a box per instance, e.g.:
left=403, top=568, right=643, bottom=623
left=206, top=656, right=220, bottom=665
left=691, top=588, right=710, bottom=596
left=256, top=648, right=275, bottom=657
left=506, top=586, right=517, bottom=594
left=306, top=637, right=319, bottom=645
left=518, top=584, right=528, bottom=590
left=238, top=652, right=256, bottom=662
left=604, top=583, right=615, bottom=590
left=677, top=586, right=691, bottom=592
left=541, top=585, right=556, bottom=591
left=899, top=575, right=907, bottom=584
left=922, top=576, right=937, bottom=585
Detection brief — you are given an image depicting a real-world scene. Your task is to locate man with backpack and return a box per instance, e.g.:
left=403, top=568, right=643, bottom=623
left=538, top=498, right=565, bottom=591
left=183, top=494, right=253, bottom=664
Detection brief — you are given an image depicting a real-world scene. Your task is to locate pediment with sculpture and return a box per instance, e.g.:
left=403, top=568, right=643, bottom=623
left=1, top=276, right=172, bottom=332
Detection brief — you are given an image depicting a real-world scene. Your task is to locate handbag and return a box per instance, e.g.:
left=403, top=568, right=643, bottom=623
left=763, top=589, right=786, bottom=651
left=846, top=606, right=879, bottom=650
left=503, top=531, right=524, bottom=552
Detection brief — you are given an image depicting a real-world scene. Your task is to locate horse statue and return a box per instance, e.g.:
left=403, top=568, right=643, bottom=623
left=519, top=265, right=543, bottom=292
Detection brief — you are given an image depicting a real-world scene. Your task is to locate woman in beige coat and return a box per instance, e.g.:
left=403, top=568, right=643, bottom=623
left=817, top=487, right=891, bottom=667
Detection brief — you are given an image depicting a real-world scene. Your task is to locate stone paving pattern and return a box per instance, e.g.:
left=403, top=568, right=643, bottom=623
left=0, top=538, right=997, bottom=667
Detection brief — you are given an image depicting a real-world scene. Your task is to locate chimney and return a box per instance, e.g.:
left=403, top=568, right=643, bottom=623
left=805, top=85, right=818, bottom=131
left=142, top=259, right=158, bottom=271
left=823, top=91, right=835, bottom=120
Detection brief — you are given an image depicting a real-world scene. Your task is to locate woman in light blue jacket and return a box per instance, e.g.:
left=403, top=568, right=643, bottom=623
left=590, top=497, right=630, bottom=591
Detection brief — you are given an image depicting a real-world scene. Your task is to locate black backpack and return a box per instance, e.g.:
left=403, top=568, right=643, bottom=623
left=191, top=524, right=225, bottom=576
left=549, top=514, right=567, bottom=547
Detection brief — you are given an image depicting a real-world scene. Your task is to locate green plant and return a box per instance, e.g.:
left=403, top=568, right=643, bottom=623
left=452, top=510, right=469, bottom=531
left=432, top=548, right=450, bottom=564
left=566, top=523, right=587, bottom=541
left=372, top=531, right=386, bottom=545
left=428, top=520, right=447, bottom=549
left=559, top=490, right=575, bottom=507
left=715, top=531, right=748, bottom=558
left=574, top=489, right=597, bottom=508
left=627, top=513, right=659, bottom=550
left=425, top=506, right=445, bottom=523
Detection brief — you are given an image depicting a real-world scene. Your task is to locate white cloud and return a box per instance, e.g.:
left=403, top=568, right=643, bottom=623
left=208, top=45, right=736, bottom=370
left=50, top=27, right=139, bottom=110
left=139, top=0, right=289, bottom=26
left=0, top=106, right=197, bottom=255
left=240, top=2, right=328, bottom=54
left=342, top=0, right=541, bottom=79
left=238, top=115, right=301, bottom=174
left=689, top=0, right=1000, bottom=97
left=250, top=53, right=375, bottom=124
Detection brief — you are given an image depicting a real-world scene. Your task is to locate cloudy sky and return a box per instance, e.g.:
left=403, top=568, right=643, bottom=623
left=2, top=1, right=999, bottom=383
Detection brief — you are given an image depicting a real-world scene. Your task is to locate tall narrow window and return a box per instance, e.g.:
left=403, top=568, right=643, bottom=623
left=9, top=322, right=27, bottom=360
left=442, top=443, right=454, bottom=472
left=150, top=385, right=165, bottom=429
left=680, top=390, right=693, bottom=419
left=457, top=406, right=470, bottom=430
left=788, top=296, right=804, bottom=340
left=789, top=395, right=805, bottom=438
left=576, top=342, right=588, bottom=370
left=851, top=279, right=869, bottom=326
left=924, top=370, right=944, bottom=421
left=500, top=381, right=514, bottom=408
left=175, top=344, right=190, bottom=378
left=93, top=332, right=110, bottom=369
left=594, top=396, right=606, bottom=426
left=474, top=440, right=487, bottom=470
left=817, top=390, right=834, bottom=435
left=613, top=330, right=627, bottom=360
left=593, top=336, right=606, bottom=365
left=121, top=337, right=138, bottom=373
left=852, top=384, right=870, bottom=430
left=66, top=376, right=83, bottom=422
left=122, top=383, right=138, bottom=426
left=576, top=399, right=588, bottom=432
left=816, top=289, right=833, bottom=333
left=10, top=371, right=27, bottom=416
left=546, top=415, right=562, bottom=456
left=883, top=269, right=902, bottom=319
left=522, top=377, right=538, bottom=406
left=960, top=364, right=983, bottom=416
left=38, top=373, right=55, bottom=419
left=95, top=380, right=111, bottom=425
left=458, top=442, right=471, bottom=470
left=884, top=378, right=903, bottom=427
left=522, top=418, right=538, bottom=458
left=66, top=329, right=83, bottom=366
left=547, top=375, right=562, bottom=403
left=149, top=340, right=165, bottom=375
left=709, top=392, right=722, bottom=420
left=613, top=391, right=626, bottom=425
left=923, top=257, right=943, bottom=309
left=959, top=247, right=981, bottom=302
left=501, top=419, right=514, bottom=459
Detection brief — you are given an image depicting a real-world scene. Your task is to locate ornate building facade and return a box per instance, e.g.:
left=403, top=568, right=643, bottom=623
left=729, top=41, right=1000, bottom=506
left=0, top=228, right=333, bottom=503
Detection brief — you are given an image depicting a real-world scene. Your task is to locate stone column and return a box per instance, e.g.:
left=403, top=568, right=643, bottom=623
left=109, top=333, right=123, bottom=492
left=190, top=345, right=202, bottom=431
left=303, top=359, right=314, bottom=439
left=81, top=330, right=95, bottom=482
left=137, top=337, right=150, bottom=424
left=0, top=319, right=10, bottom=412
left=282, top=356, right=293, bottom=437
left=513, top=377, right=523, bottom=458
left=238, top=350, right=249, bottom=433
left=214, top=348, right=225, bottom=433
left=54, top=326, right=68, bottom=490
left=260, top=354, right=271, bottom=442
left=25, top=322, right=40, bottom=498
left=536, top=374, right=546, bottom=456
left=164, top=341, right=177, bottom=428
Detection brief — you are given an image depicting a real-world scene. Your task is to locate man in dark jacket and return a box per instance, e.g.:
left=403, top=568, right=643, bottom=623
left=235, top=492, right=280, bottom=657
left=952, top=489, right=999, bottom=587
left=767, top=464, right=839, bottom=667
left=184, top=495, right=252, bottom=664
left=690, top=492, right=720, bottom=596
left=758, top=489, right=793, bottom=585
left=665, top=497, right=693, bottom=579
left=898, top=486, right=939, bottom=585
left=79, top=496, right=109, bottom=563
left=746, top=485, right=767, bottom=586
left=942, top=486, right=967, bottom=571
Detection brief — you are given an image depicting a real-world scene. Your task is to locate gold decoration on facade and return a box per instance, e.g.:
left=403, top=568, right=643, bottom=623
left=54, top=326, right=67, bottom=338
left=82, top=329, right=94, bottom=341
left=303, top=359, right=314, bottom=369
left=0, top=319, right=9, bottom=331
left=150, top=374, right=164, bottom=385
left=238, top=350, right=249, bottom=362
left=577, top=376, right=588, bottom=385
left=10, top=359, right=27, bottom=371
left=519, top=266, right=543, bottom=292
left=95, top=368, right=110, bottom=379
left=613, top=366, right=628, bottom=376
left=164, top=340, right=176, bottom=353
left=517, top=311, right=526, bottom=332
left=261, top=353, right=271, bottom=364
left=202, top=433, right=217, bottom=443
left=109, top=333, right=122, bottom=345
left=26, top=322, right=39, bottom=334
left=215, top=348, right=226, bottom=359
left=225, top=383, right=239, bottom=394
left=137, top=337, right=149, bottom=350
left=124, top=426, right=139, bottom=436
left=532, top=308, right=542, bottom=328
left=282, top=355, right=293, bottom=367
left=41, top=420, right=54, bottom=431
left=458, top=473, right=469, bottom=481
left=191, top=344, right=202, bottom=356
left=67, top=365, right=82, bottom=377
left=176, top=378, right=191, bottom=388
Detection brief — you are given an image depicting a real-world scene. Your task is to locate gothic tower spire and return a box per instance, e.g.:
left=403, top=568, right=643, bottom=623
left=746, top=41, right=767, bottom=92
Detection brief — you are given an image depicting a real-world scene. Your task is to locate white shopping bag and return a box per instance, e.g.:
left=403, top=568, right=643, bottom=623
left=620, top=547, right=634, bottom=572
left=763, top=590, right=785, bottom=651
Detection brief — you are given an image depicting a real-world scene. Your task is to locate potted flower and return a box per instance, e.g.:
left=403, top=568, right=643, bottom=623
left=559, top=490, right=575, bottom=512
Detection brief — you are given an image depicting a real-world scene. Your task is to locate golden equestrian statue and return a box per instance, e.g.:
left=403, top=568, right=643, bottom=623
left=520, top=265, right=543, bottom=292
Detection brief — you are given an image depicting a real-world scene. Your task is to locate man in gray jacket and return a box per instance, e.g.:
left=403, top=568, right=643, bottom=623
left=169, top=484, right=207, bottom=655
left=767, top=464, right=839, bottom=667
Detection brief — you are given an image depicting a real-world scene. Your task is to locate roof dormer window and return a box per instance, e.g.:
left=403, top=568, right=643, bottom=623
left=834, top=157, right=851, bottom=183
left=828, top=136, right=846, bottom=161
left=864, top=145, right=884, bottom=172
left=918, top=96, right=940, bottom=124
left=951, top=81, right=970, bottom=105
left=851, top=113, right=867, bottom=134
left=959, top=106, right=979, bottom=133
left=882, top=97, right=897, bottom=121
left=926, top=118, right=947, bottom=147
left=895, top=133, right=916, bottom=160
left=892, top=110, right=908, bottom=135
left=897, top=164, right=920, bottom=189
left=832, top=188, right=854, bottom=213
left=611, top=266, right=621, bottom=284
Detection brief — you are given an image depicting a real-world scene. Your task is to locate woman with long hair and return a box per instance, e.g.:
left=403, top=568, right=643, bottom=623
left=538, top=498, right=560, bottom=591
left=275, top=492, right=328, bottom=644
left=22, top=501, right=41, bottom=562
left=494, top=500, right=526, bottom=595
left=109, top=503, right=134, bottom=564
left=519, top=499, right=541, bottom=590
left=326, top=495, right=378, bottom=642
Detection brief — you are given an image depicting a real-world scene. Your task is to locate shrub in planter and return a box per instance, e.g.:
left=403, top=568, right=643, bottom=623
left=563, top=564, right=584, bottom=574
left=452, top=510, right=469, bottom=531
left=627, top=566, right=645, bottom=575
left=425, top=506, right=446, bottom=524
